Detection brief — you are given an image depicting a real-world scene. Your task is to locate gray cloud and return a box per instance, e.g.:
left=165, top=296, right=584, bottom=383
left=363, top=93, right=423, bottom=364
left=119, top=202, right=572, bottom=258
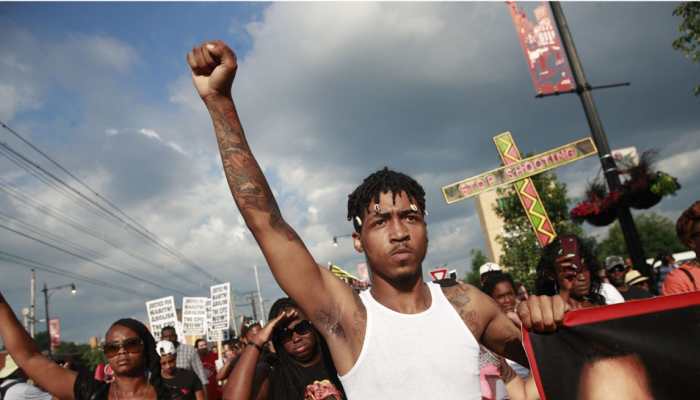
left=1, top=2, right=698, bottom=342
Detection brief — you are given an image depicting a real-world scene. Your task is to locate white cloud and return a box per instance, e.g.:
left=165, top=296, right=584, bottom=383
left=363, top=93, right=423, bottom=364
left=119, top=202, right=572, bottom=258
left=139, top=128, right=162, bottom=140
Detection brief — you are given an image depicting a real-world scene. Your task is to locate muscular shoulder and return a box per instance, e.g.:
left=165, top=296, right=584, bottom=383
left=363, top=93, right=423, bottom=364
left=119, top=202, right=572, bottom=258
left=441, top=281, right=498, bottom=340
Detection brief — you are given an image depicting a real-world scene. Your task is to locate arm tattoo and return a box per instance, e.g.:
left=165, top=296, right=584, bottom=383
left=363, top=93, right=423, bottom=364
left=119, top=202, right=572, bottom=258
left=442, top=284, right=480, bottom=338
left=206, top=99, right=299, bottom=241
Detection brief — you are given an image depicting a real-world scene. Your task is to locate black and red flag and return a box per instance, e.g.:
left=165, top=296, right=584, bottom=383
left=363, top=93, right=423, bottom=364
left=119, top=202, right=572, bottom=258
left=523, top=292, right=700, bottom=399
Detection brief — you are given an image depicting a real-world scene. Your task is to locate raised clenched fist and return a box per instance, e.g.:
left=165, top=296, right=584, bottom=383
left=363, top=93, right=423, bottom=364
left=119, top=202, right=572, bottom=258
left=187, top=40, right=237, bottom=100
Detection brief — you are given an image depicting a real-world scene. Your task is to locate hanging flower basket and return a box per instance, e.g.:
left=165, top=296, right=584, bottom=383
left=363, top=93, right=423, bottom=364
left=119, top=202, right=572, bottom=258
left=570, top=184, right=621, bottom=227
left=584, top=206, right=618, bottom=226
left=626, top=190, right=662, bottom=210
left=619, top=151, right=681, bottom=210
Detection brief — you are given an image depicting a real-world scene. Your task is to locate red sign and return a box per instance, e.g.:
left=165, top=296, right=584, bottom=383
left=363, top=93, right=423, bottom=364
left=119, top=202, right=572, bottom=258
left=49, top=318, right=61, bottom=350
left=508, top=1, right=574, bottom=95
left=429, top=268, right=448, bottom=281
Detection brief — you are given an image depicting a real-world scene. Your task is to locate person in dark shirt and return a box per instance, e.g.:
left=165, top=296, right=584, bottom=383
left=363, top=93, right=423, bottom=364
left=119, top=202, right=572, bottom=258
left=605, top=256, right=653, bottom=301
left=0, top=289, right=169, bottom=400
left=157, top=341, right=204, bottom=400
left=224, top=298, right=344, bottom=400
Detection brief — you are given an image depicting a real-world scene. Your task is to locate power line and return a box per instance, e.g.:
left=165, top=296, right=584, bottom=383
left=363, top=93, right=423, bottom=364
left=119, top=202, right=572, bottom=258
left=0, top=123, right=220, bottom=283
left=0, top=210, right=193, bottom=292
left=0, top=178, right=200, bottom=289
left=0, top=222, right=187, bottom=296
left=0, top=250, right=145, bottom=297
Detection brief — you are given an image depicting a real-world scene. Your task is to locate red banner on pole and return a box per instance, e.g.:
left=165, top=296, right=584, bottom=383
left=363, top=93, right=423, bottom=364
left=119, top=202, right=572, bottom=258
left=49, top=318, right=61, bottom=350
left=507, top=1, right=574, bottom=95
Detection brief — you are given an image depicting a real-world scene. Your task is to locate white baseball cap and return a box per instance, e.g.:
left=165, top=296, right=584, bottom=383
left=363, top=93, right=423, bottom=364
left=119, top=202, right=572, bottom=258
left=156, top=340, right=176, bottom=356
left=479, top=262, right=502, bottom=276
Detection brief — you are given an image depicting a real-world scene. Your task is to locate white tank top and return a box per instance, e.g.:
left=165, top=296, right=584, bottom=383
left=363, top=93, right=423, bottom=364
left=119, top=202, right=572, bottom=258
left=339, top=282, right=481, bottom=399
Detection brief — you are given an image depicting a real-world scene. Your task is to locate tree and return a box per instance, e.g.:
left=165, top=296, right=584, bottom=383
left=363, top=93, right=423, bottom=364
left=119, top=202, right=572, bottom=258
left=494, top=171, right=587, bottom=291
left=34, top=330, right=50, bottom=352
left=597, top=212, right=686, bottom=261
left=673, top=2, right=700, bottom=95
left=464, top=249, right=488, bottom=287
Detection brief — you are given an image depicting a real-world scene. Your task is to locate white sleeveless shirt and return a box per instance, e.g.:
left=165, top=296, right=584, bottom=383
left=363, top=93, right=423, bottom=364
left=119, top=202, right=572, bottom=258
left=339, top=282, right=481, bottom=399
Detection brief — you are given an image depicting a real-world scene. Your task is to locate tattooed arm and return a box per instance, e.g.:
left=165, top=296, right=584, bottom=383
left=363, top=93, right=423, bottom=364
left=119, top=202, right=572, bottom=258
left=188, top=41, right=363, bottom=372
left=442, top=282, right=528, bottom=367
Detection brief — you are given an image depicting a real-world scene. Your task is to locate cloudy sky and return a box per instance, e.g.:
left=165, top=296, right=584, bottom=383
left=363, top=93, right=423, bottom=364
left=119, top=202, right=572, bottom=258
left=0, top=2, right=697, bottom=343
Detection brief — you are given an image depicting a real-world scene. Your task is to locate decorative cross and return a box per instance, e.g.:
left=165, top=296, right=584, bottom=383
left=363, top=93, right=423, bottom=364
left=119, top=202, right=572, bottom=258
left=441, top=131, right=597, bottom=247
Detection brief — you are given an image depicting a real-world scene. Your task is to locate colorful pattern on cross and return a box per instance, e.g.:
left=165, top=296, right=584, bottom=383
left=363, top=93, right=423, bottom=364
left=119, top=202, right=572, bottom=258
left=494, top=132, right=557, bottom=247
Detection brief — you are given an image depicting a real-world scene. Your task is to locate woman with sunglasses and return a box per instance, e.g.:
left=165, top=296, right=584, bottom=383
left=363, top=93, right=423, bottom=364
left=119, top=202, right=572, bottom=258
left=224, top=298, right=345, bottom=400
left=0, top=290, right=168, bottom=400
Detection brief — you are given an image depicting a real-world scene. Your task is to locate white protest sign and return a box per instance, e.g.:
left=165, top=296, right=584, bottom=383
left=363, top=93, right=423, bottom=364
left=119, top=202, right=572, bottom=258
left=210, top=283, right=231, bottom=331
left=145, top=296, right=178, bottom=340
left=182, top=297, right=208, bottom=336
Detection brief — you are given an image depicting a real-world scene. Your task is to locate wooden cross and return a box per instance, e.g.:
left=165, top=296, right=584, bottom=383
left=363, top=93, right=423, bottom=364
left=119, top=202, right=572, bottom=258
left=441, top=131, right=597, bottom=247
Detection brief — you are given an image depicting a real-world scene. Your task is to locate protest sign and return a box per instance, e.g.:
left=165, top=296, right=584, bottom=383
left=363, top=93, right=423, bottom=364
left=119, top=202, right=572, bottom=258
left=209, top=283, right=231, bottom=331
left=523, top=292, right=700, bottom=399
left=145, top=296, right=178, bottom=340
left=182, top=297, right=207, bottom=336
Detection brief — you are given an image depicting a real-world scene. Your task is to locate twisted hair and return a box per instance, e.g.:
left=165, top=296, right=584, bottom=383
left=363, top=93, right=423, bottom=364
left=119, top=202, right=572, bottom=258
left=266, top=298, right=345, bottom=400
left=109, top=318, right=169, bottom=399
left=347, top=167, right=426, bottom=232
left=535, top=235, right=606, bottom=305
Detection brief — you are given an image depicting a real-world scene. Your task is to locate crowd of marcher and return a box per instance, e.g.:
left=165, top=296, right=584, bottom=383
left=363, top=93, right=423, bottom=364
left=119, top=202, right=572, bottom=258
left=1, top=39, right=699, bottom=400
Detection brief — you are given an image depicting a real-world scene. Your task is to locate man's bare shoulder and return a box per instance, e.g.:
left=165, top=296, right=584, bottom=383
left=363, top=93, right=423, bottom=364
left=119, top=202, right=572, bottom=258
left=441, top=281, right=497, bottom=340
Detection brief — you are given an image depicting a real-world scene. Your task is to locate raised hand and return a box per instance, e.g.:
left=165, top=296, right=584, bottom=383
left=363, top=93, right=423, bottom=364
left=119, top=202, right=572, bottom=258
left=516, top=294, right=569, bottom=333
left=187, top=40, right=237, bottom=99
left=250, top=309, right=298, bottom=347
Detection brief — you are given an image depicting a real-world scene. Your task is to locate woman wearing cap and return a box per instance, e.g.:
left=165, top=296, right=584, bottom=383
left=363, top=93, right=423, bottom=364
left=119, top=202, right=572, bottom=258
left=223, top=298, right=344, bottom=400
left=535, top=235, right=607, bottom=308
left=662, top=200, right=700, bottom=295
left=157, top=340, right=204, bottom=400
left=0, top=290, right=169, bottom=400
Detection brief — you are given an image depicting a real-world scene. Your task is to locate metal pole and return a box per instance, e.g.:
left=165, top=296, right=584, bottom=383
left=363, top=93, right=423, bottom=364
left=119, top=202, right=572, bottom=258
left=30, top=270, right=36, bottom=338
left=42, top=283, right=52, bottom=359
left=253, top=265, right=265, bottom=324
left=549, top=2, right=649, bottom=278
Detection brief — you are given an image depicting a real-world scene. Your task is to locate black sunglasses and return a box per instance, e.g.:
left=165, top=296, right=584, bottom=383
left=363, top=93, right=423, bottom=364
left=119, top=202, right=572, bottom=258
left=103, top=337, right=144, bottom=358
left=609, top=265, right=625, bottom=273
left=274, top=320, right=313, bottom=343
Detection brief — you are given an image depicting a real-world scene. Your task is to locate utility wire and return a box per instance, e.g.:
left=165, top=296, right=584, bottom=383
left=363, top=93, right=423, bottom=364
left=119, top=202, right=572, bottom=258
left=0, top=211, right=190, bottom=291
left=0, top=178, right=200, bottom=288
left=0, top=222, right=187, bottom=296
left=0, top=250, right=145, bottom=297
left=0, top=121, right=220, bottom=283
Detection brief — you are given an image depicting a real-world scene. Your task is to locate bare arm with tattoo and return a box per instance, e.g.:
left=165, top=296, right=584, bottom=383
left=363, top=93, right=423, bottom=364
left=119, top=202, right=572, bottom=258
left=187, top=41, right=363, bottom=374
left=442, top=282, right=528, bottom=367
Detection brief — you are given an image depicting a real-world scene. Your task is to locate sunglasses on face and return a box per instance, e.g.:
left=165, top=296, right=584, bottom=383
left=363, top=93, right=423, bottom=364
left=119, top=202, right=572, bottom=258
left=103, top=337, right=144, bottom=358
left=609, top=265, right=625, bottom=274
left=274, top=320, right=313, bottom=343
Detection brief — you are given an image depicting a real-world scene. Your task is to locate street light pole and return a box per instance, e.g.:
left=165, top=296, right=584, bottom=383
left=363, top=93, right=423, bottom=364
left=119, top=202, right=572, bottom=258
left=549, top=2, right=648, bottom=277
left=41, top=282, right=76, bottom=359
left=42, top=283, right=51, bottom=359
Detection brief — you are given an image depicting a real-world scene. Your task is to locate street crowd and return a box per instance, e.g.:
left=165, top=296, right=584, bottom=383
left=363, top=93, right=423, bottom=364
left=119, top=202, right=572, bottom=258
left=1, top=40, right=699, bottom=400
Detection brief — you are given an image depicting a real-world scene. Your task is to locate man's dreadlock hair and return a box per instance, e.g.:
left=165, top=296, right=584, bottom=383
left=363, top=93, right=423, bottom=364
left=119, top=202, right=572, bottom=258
left=347, top=167, right=426, bottom=232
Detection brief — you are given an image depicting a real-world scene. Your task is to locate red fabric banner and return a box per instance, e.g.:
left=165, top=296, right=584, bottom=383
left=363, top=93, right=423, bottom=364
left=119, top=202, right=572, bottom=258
left=507, top=1, right=574, bottom=95
left=49, top=318, right=61, bottom=350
